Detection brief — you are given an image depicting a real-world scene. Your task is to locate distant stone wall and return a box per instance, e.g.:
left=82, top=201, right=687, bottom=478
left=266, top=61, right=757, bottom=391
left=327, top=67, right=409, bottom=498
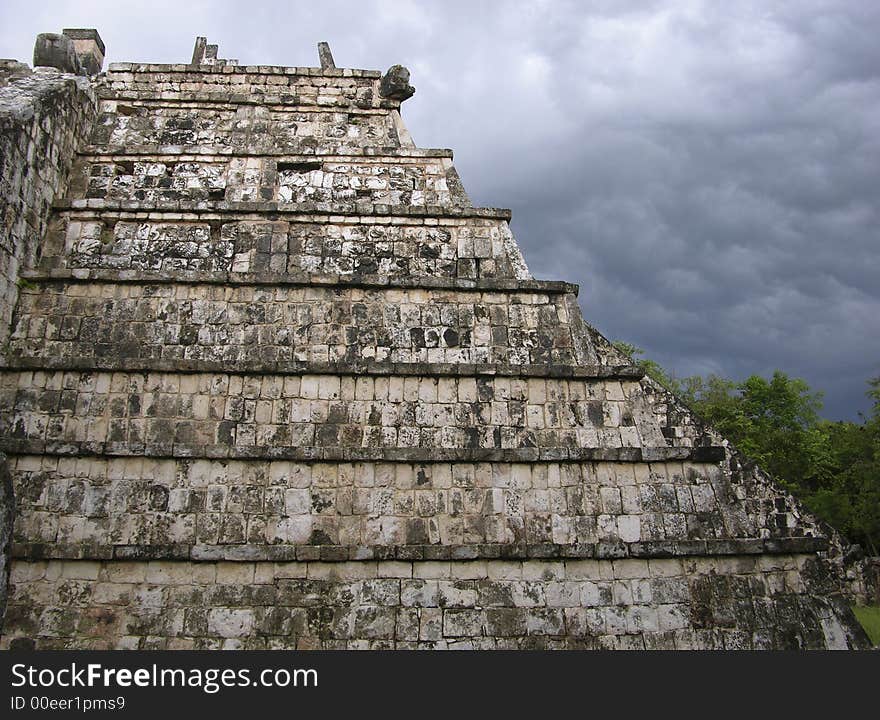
left=1, top=555, right=865, bottom=650
left=0, top=69, right=96, bottom=346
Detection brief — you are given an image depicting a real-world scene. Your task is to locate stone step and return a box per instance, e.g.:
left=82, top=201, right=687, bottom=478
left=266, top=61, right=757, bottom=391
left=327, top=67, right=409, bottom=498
left=87, top=101, right=404, bottom=155
left=99, top=67, right=390, bottom=110
left=1, top=451, right=808, bottom=558
left=6, top=449, right=740, bottom=552
left=67, top=154, right=461, bottom=206
left=9, top=277, right=588, bottom=368
left=2, top=367, right=670, bottom=453
left=41, top=211, right=522, bottom=281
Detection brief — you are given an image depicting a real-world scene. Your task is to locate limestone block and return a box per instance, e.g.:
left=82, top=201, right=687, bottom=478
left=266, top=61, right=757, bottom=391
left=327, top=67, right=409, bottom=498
left=34, top=34, right=82, bottom=75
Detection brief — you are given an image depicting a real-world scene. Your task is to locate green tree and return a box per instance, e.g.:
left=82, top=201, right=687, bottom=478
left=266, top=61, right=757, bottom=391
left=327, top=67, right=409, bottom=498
left=679, top=370, right=832, bottom=491
left=807, top=378, right=880, bottom=553
left=612, top=341, right=682, bottom=395
left=613, top=340, right=880, bottom=550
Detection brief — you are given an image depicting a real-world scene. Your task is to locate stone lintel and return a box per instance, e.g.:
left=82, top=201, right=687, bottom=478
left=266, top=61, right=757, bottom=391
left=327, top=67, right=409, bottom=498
left=22, top=270, right=578, bottom=296
left=3, top=357, right=639, bottom=380
left=11, top=536, right=828, bottom=563
left=33, top=33, right=81, bottom=75
left=62, top=29, right=105, bottom=55
left=62, top=29, right=105, bottom=74
left=0, top=440, right=724, bottom=464
left=96, top=89, right=381, bottom=107
left=52, top=198, right=513, bottom=220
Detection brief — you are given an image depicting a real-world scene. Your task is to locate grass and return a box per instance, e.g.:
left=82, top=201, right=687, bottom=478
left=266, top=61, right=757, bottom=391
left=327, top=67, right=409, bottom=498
left=852, top=605, right=880, bottom=646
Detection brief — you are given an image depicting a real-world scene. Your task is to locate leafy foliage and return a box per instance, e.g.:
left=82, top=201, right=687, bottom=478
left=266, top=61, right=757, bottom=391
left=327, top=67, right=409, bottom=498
left=851, top=605, right=880, bottom=645
left=612, top=341, right=682, bottom=394
left=613, top=341, right=880, bottom=552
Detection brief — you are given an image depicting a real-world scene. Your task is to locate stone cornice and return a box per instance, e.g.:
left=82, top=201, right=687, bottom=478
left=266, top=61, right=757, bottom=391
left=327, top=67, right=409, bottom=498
left=107, top=63, right=383, bottom=78
left=21, top=269, right=578, bottom=295
left=11, top=536, right=828, bottom=563
left=51, top=197, right=513, bottom=220
left=2, top=356, right=638, bottom=380
left=78, top=146, right=455, bottom=158
left=0, top=440, right=725, bottom=464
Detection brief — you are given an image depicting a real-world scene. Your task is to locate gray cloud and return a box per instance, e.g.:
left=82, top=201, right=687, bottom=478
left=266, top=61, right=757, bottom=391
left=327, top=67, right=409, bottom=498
left=2, top=0, right=878, bottom=419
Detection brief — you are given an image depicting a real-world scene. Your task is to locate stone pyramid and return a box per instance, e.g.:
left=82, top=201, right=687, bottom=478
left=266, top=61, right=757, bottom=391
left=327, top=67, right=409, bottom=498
left=0, top=33, right=869, bottom=649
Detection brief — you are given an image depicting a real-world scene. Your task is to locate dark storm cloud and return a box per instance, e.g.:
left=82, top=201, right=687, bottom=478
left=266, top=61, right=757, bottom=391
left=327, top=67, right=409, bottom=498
left=2, top=0, right=877, bottom=418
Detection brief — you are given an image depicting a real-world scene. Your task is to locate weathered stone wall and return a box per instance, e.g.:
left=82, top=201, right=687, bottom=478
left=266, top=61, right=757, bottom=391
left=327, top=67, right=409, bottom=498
left=67, top=156, right=455, bottom=206
left=0, top=41, right=869, bottom=650
left=91, top=106, right=399, bottom=155
left=7, top=454, right=817, bottom=554
left=9, top=283, right=589, bottom=366
left=0, top=454, right=14, bottom=637
left=1, top=555, right=865, bottom=650
left=0, top=370, right=669, bottom=452
left=100, top=64, right=390, bottom=111
left=0, top=68, right=96, bottom=345
left=42, top=213, right=523, bottom=280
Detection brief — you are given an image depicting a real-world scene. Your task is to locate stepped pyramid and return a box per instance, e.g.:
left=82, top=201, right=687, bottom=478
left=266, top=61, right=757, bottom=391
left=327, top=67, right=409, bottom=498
left=0, top=32, right=869, bottom=649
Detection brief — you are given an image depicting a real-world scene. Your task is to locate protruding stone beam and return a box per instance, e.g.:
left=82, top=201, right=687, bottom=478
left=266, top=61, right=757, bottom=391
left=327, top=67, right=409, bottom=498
left=62, top=29, right=105, bottom=74
left=380, top=64, right=415, bottom=102
left=33, top=33, right=82, bottom=74
left=10, top=537, right=829, bottom=563
left=317, top=42, right=336, bottom=70
left=0, top=440, right=726, bottom=464
left=190, top=36, right=237, bottom=67
left=191, top=36, right=207, bottom=65
left=3, top=357, right=641, bottom=381
left=51, top=197, right=511, bottom=219
left=33, top=29, right=104, bottom=75
left=21, top=269, right=579, bottom=296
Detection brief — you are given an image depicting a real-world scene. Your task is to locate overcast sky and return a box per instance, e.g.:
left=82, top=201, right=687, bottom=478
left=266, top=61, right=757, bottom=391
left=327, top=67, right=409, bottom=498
left=2, top=0, right=878, bottom=420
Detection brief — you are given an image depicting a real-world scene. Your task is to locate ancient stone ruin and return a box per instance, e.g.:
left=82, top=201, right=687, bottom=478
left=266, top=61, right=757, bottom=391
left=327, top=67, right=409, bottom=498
left=0, top=31, right=870, bottom=649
